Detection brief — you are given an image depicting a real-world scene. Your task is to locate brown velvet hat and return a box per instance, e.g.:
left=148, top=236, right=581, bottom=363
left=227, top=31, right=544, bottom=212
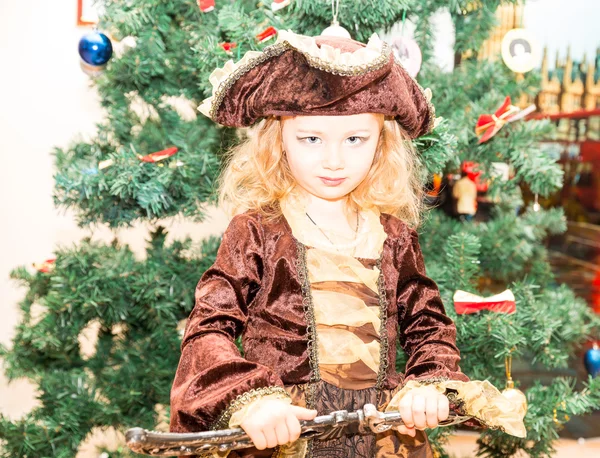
left=198, top=30, right=435, bottom=139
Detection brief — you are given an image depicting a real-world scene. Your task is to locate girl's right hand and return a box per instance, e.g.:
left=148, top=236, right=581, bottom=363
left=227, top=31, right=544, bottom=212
left=239, top=399, right=318, bottom=450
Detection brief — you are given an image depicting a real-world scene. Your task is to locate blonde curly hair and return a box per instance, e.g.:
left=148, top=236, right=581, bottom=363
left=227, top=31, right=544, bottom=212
left=217, top=115, right=426, bottom=228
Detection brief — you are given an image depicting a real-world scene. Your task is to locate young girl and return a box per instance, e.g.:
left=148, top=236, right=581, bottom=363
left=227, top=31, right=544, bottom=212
left=169, top=30, right=523, bottom=458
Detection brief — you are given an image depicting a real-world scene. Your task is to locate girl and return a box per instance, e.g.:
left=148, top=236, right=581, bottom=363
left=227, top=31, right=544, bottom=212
left=169, top=30, right=522, bottom=458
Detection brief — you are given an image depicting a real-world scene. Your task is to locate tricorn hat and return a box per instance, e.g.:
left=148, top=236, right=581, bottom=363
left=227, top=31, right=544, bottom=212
left=198, top=30, right=435, bottom=139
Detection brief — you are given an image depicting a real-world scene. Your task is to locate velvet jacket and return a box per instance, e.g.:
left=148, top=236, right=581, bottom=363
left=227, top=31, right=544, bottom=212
left=169, top=209, right=468, bottom=437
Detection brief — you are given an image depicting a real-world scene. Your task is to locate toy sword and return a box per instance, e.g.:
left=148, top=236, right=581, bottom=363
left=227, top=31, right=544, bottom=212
left=125, top=403, right=473, bottom=456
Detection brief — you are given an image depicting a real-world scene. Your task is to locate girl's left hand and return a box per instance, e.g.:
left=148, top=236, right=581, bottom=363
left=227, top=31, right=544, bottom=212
left=394, top=386, right=449, bottom=437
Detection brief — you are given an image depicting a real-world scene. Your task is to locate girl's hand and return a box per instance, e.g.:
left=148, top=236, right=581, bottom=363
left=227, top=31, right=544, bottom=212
left=239, top=399, right=318, bottom=450
left=394, top=386, right=449, bottom=437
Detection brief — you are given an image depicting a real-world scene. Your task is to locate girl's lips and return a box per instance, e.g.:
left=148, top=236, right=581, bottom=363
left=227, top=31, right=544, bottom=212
left=319, top=177, right=346, bottom=186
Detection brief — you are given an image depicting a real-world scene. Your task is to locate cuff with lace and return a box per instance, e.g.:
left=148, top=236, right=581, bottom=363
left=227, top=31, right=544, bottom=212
left=385, top=379, right=526, bottom=438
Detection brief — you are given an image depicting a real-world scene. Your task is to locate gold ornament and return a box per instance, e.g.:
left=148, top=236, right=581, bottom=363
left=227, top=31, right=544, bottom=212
left=502, top=352, right=528, bottom=416
left=461, top=1, right=483, bottom=15
left=553, top=400, right=570, bottom=427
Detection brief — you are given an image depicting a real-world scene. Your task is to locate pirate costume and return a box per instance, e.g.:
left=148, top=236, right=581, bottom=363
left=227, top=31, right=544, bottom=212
left=169, top=30, right=525, bottom=458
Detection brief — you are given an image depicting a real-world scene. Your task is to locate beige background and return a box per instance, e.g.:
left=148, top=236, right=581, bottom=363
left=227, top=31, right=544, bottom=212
left=0, top=0, right=228, bottom=454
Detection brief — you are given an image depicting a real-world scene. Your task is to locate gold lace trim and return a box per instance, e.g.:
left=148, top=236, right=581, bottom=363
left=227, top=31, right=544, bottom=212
left=295, top=241, right=320, bottom=458
left=392, top=54, right=436, bottom=134
left=386, top=379, right=527, bottom=438
left=201, top=32, right=392, bottom=123
left=375, top=255, right=389, bottom=390
left=411, top=376, right=451, bottom=384
left=210, top=386, right=291, bottom=431
left=205, top=43, right=287, bottom=121
left=200, top=29, right=436, bottom=137
left=296, top=241, right=321, bottom=386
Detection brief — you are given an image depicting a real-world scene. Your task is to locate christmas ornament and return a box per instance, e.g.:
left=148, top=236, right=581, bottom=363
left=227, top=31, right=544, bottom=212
left=532, top=193, right=541, bottom=212
left=475, top=96, right=536, bottom=144
left=553, top=400, right=570, bottom=428
left=501, top=28, right=541, bottom=74
left=453, top=289, right=516, bottom=315
left=198, top=0, right=215, bottom=13
left=138, top=147, right=178, bottom=163
left=502, top=353, right=528, bottom=417
left=584, top=343, right=600, bottom=377
left=391, top=36, right=422, bottom=78
left=462, top=161, right=480, bottom=181
left=256, top=26, right=278, bottom=43
left=491, top=162, right=511, bottom=182
left=321, top=19, right=351, bottom=39
left=425, top=173, right=443, bottom=198
left=452, top=174, right=478, bottom=221
left=271, top=0, right=291, bottom=11
left=90, top=147, right=177, bottom=173
left=220, top=42, right=237, bottom=55
left=592, top=272, right=600, bottom=314
left=320, top=0, right=351, bottom=38
left=33, top=259, right=55, bottom=273
left=78, top=30, right=113, bottom=75
left=461, top=161, right=488, bottom=193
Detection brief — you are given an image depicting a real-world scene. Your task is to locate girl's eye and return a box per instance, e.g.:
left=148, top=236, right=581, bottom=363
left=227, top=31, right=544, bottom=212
left=298, top=136, right=321, bottom=144
left=297, top=136, right=368, bottom=145
left=347, top=136, right=367, bottom=145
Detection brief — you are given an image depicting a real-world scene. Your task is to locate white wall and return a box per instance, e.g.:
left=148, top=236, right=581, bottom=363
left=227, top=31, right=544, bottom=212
left=524, top=0, right=600, bottom=68
left=0, top=1, right=228, bottom=454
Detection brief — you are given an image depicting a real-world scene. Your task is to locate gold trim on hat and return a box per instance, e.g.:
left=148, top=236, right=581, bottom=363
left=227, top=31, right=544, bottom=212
left=199, top=29, right=392, bottom=122
left=392, top=54, right=436, bottom=135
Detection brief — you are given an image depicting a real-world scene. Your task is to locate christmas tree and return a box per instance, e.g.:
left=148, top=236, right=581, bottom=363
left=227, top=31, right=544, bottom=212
left=2, top=1, right=600, bottom=457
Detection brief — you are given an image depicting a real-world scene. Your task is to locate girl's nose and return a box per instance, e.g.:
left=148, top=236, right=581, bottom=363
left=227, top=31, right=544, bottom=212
left=322, top=146, right=344, bottom=170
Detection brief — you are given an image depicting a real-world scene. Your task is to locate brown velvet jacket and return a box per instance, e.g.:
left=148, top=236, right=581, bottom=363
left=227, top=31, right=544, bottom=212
left=169, top=209, right=468, bottom=436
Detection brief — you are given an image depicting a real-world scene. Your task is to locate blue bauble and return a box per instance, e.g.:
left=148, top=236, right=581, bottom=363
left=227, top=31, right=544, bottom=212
left=78, top=31, right=113, bottom=66
left=584, top=344, right=600, bottom=377
left=81, top=167, right=99, bottom=175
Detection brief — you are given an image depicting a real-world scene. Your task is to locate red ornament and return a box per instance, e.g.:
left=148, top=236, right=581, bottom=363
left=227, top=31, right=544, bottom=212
left=592, top=270, right=600, bottom=314
left=271, top=0, right=291, bottom=11
left=461, top=161, right=488, bottom=193
left=256, top=26, right=277, bottom=43
left=138, top=147, right=178, bottom=163
left=461, top=161, right=479, bottom=180
left=220, top=42, right=237, bottom=55
left=33, top=259, right=56, bottom=273
left=197, top=0, right=215, bottom=13
left=453, top=290, right=516, bottom=315
left=475, top=96, right=536, bottom=144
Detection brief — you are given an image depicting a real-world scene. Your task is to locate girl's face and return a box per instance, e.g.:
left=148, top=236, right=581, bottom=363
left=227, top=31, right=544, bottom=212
left=281, top=113, right=383, bottom=203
